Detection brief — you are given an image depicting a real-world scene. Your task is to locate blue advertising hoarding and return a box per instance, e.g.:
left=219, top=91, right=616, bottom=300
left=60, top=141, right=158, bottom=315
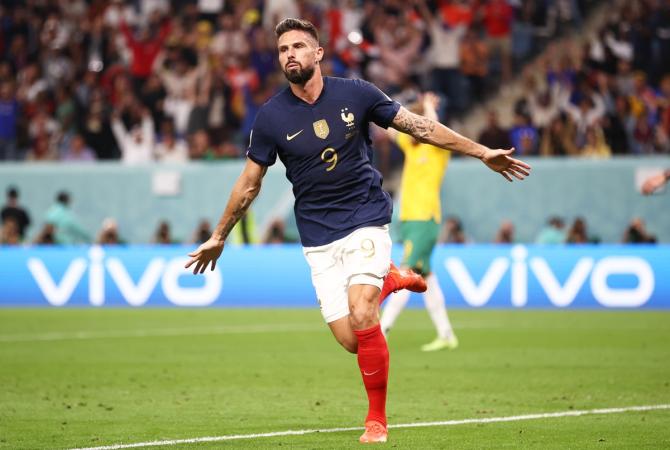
left=0, top=245, right=668, bottom=308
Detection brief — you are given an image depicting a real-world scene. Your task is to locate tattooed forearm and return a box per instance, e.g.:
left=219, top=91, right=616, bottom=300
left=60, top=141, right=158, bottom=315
left=392, top=108, right=436, bottom=140
left=215, top=188, right=258, bottom=240
left=212, top=165, right=266, bottom=242
left=391, top=106, right=486, bottom=159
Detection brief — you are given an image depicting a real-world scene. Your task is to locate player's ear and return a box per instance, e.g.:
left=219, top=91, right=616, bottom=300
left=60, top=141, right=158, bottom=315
left=315, top=46, right=324, bottom=63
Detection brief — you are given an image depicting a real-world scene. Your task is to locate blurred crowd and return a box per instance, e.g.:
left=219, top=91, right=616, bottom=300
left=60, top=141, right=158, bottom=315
left=0, top=0, right=603, bottom=165
left=0, top=185, right=296, bottom=245
left=478, top=0, right=670, bottom=157
left=1, top=186, right=658, bottom=245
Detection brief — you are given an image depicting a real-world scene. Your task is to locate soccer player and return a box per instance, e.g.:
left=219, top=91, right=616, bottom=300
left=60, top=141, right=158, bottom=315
left=380, top=92, right=458, bottom=352
left=185, top=18, right=531, bottom=444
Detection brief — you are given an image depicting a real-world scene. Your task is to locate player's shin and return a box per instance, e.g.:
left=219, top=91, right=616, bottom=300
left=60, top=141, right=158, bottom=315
left=354, top=324, right=389, bottom=426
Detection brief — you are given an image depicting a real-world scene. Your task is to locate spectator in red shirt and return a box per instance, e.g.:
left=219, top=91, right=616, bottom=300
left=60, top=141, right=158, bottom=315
left=120, top=15, right=171, bottom=90
left=481, top=0, right=513, bottom=83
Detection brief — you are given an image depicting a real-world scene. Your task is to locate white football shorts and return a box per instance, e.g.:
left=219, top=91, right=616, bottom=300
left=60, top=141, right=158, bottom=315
left=302, top=225, right=392, bottom=323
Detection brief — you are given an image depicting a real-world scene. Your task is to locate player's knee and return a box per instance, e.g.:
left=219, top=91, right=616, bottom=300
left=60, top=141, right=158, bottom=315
left=338, top=336, right=358, bottom=354
left=349, top=298, right=377, bottom=329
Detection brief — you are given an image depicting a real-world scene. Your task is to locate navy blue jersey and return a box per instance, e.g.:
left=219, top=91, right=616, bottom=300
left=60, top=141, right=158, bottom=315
left=247, top=77, right=401, bottom=247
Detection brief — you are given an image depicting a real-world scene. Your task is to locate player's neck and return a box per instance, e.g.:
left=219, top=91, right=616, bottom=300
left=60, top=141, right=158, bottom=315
left=289, top=70, right=324, bottom=104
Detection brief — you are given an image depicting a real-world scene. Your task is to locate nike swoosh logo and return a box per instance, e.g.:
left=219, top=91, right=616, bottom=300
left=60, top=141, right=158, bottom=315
left=363, top=369, right=380, bottom=376
left=286, top=130, right=304, bottom=141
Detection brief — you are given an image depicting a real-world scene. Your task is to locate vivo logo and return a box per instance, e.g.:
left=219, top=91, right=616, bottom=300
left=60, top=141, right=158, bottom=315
left=27, top=247, right=221, bottom=306
left=445, top=246, right=654, bottom=308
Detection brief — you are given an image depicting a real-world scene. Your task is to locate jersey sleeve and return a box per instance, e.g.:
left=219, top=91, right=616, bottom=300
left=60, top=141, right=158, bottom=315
left=356, top=79, right=401, bottom=129
left=246, top=107, right=278, bottom=166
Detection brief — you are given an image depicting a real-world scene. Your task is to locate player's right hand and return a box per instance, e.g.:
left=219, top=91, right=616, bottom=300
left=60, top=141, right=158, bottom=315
left=185, top=237, right=224, bottom=274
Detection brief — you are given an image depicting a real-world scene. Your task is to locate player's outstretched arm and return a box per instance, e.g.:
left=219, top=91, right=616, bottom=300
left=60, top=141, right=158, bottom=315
left=390, top=107, right=531, bottom=182
left=185, top=159, right=267, bottom=274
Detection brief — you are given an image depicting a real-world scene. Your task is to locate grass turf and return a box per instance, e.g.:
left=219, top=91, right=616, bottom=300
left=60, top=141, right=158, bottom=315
left=0, top=309, right=669, bottom=449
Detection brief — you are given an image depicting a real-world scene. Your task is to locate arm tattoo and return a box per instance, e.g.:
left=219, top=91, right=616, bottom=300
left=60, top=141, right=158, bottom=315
left=392, top=108, right=437, bottom=141
left=214, top=166, right=266, bottom=241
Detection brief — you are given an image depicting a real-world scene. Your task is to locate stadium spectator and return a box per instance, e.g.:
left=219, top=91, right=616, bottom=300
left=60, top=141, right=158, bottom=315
left=0, top=81, right=20, bottom=160
left=494, top=220, right=515, bottom=243
left=154, top=120, right=188, bottom=163
left=263, top=218, right=288, bottom=244
left=96, top=218, right=123, bottom=245
left=153, top=220, right=176, bottom=244
left=153, top=51, right=207, bottom=135
left=460, top=27, right=489, bottom=104
left=1, top=186, right=31, bottom=240
left=566, top=217, right=598, bottom=244
left=189, top=129, right=214, bottom=160
left=481, top=0, right=514, bottom=84
left=45, top=191, right=91, bottom=244
left=535, top=216, right=566, bottom=244
left=539, top=114, right=578, bottom=156
left=61, top=134, right=97, bottom=162
left=509, top=112, right=539, bottom=155
left=111, top=104, right=154, bottom=164
left=478, top=110, right=512, bottom=150
left=0, top=216, right=21, bottom=245
left=26, top=133, right=58, bottom=161
left=525, top=81, right=562, bottom=130
left=191, top=219, right=212, bottom=244
left=622, top=217, right=656, bottom=244
left=33, top=223, right=56, bottom=245
left=580, top=125, right=611, bottom=158
left=119, top=13, right=172, bottom=87
left=416, top=0, right=468, bottom=116
left=81, top=97, right=120, bottom=160
left=440, top=216, right=469, bottom=244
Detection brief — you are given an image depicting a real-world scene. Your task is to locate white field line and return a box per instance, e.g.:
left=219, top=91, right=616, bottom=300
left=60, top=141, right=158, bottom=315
left=69, top=404, right=670, bottom=450
left=0, top=321, right=504, bottom=343
left=0, top=323, right=325, bottom=343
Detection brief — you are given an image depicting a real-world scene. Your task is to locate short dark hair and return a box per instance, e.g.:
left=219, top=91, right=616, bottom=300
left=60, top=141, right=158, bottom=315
left=7, top=186, right=18, bottom=199
left=56, top=191, right=70, bottom=205
left=275, top=18, right=319, bottom=44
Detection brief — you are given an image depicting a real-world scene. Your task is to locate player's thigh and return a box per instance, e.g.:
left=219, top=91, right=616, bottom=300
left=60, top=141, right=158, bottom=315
left=401, top=221, right=439, bottom=274
left=342, top=225, right=392, bottom=291
left=303, top=244, right=350, bottom=324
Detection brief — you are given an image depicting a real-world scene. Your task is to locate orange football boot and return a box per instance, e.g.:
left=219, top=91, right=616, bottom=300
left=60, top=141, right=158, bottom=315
left=379, top=262, right=427, bottom=304
left=359, top=420, right=388, bottom=443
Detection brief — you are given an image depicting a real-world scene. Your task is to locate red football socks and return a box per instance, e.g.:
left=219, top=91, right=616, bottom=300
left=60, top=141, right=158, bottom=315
left=354, top=324, right=389, bottom=427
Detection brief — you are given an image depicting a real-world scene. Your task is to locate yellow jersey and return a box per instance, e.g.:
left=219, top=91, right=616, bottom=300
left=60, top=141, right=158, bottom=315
left=397, top=133, right=450, bottom=223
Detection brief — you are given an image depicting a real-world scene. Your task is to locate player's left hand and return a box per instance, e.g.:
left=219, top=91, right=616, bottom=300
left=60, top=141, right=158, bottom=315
left=184, top=237, right=224, bottom=274
left=482, top=148, right=531, bottom=182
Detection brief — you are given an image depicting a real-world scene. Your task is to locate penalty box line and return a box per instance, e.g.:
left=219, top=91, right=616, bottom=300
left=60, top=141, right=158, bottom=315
left=69, top=404, right=670, bottom=450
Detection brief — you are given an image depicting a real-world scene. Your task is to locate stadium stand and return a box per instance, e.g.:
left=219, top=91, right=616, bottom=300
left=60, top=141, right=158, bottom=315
left=0, top=0, right=668, bottom=245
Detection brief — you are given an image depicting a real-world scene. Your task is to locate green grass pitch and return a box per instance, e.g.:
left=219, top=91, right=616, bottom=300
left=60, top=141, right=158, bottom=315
left=1, top=309, right=669, bottom=449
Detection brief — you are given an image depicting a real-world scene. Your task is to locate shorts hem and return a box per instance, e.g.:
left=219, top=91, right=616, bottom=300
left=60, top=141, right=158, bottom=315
left=350, top=273, right=384, bottom=289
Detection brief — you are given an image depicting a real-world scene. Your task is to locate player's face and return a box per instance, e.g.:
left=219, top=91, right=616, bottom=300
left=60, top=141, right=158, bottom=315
left=277, top=30, right=323, bottom=85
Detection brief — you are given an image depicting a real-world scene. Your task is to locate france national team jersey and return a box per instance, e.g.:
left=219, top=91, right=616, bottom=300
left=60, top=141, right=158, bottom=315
left=247, top=77, right=401, bottom=247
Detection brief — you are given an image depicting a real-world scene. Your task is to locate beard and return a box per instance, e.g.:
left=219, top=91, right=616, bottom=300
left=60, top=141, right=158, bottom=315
left=283, top=62, right=315, bottom=85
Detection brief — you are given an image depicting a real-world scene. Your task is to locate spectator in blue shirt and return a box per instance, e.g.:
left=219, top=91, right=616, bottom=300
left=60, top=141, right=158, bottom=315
left=44, top=191, right=91, bottom=244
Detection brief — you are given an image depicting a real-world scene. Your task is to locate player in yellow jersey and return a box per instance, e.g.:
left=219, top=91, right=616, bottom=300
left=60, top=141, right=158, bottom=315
left=380, top=92, right=458, bottom=352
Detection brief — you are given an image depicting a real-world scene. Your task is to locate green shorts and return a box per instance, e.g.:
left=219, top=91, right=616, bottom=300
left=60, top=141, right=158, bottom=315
left=400, top=220, right=439, bottom=275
